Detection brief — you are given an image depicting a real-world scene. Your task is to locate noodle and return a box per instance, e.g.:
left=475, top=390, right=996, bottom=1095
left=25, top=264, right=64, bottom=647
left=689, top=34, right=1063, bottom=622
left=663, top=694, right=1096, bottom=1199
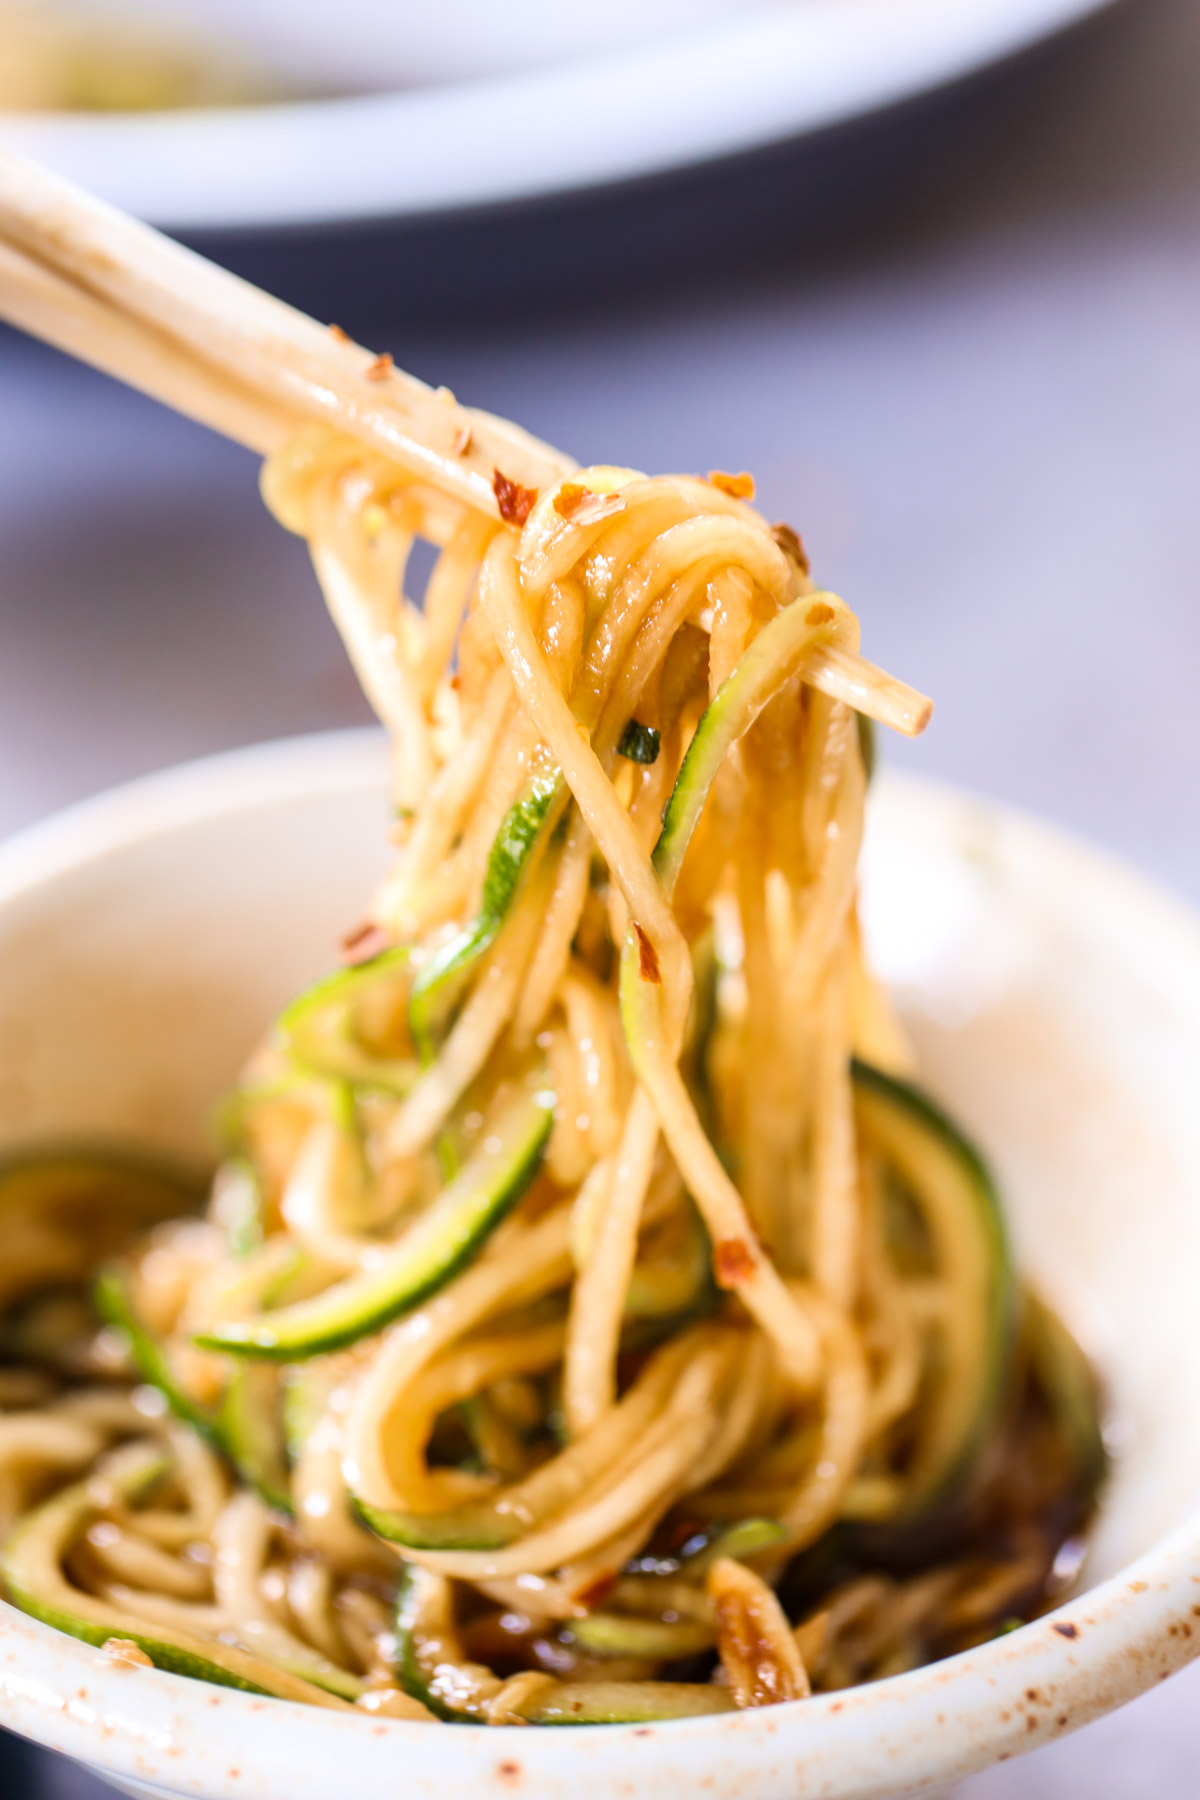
left=0, top=441, right=1105, bottom=1724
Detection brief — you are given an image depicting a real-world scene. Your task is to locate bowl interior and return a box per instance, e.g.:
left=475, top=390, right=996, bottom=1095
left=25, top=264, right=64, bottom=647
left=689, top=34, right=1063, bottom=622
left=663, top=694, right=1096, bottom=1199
left=0, top=736, right=393, bottom=1165
left=859, top=778, right=1200, bottom=1577
left=0, top=731, right=1199, bottom=1766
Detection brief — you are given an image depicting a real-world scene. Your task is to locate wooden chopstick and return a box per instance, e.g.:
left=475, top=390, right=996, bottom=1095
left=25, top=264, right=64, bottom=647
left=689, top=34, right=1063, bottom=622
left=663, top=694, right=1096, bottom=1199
left=804, top=644, right=933, bottom=739
left=0, top=238, right=297, bottom=455
left=0, top=150, right=572, bottom=507
left=0, top=149, right=930, bottom=738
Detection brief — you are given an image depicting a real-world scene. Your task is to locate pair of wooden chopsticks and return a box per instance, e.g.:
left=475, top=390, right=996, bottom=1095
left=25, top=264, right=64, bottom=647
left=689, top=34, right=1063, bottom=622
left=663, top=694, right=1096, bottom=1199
left=0, top=150, right=570, bottom=508
left=0, top=149, right=930, bottom=738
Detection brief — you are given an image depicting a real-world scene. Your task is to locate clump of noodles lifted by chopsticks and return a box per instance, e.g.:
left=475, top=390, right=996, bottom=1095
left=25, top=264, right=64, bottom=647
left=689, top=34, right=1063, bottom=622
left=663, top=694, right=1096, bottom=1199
left=0, top=436, right=1104, bottom=1724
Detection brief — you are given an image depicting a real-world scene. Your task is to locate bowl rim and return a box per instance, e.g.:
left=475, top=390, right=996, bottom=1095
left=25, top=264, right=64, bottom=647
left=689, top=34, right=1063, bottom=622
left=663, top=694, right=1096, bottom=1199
left=1, top=726, right=1199, bottom=1800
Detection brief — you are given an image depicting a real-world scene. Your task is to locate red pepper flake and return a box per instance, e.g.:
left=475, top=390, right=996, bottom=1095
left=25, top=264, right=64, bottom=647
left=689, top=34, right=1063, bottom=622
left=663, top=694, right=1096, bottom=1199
left=634, top=923, right=661, bottom=985
left=365, top=352, right=394, bottom=383
left=805, top=601, right=835, bottom=626
left=553, top=483, right=627, bottom=526
left=657, top=1515, right=705, bottom=1554
left=339, top=920, right=392, bottom=966
left=493, top=468, right=538, bottom=526
left=714, top=1237, right=757, bottom=1288
left=571, top=1571, right=617, bottom=1610
left=553, top=482, right=587, bottom=518
left=453, top=425, right=473, bottom=456
left=772, top=521, right=810, bottom=575
left=708, top=469, right=756, bottom=501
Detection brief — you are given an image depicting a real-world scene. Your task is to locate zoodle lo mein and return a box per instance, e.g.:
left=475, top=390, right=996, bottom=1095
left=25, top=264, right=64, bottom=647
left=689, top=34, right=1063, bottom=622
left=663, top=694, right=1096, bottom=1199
left=0, top=440, right=1104, bottom=1724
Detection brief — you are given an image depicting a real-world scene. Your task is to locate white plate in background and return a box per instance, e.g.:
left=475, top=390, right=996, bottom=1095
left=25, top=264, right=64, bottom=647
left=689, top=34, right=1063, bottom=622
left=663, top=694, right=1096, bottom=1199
left=0, top=0, right=1118, bottom=231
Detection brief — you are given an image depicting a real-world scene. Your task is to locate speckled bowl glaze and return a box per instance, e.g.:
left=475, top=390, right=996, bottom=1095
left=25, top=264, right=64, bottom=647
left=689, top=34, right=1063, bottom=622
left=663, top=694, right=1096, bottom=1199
left=1, top=729, right=1199, bottom=1800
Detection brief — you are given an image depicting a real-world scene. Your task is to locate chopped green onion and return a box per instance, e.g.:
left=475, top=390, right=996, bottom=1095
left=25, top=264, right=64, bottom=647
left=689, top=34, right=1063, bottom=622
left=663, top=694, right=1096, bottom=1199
left=618, top=720, right=661, bottom=765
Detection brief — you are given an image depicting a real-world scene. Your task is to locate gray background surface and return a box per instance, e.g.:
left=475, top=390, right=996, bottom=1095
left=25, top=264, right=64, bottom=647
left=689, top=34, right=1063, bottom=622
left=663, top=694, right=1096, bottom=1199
left=1, top=0, right=1198, bottom=1791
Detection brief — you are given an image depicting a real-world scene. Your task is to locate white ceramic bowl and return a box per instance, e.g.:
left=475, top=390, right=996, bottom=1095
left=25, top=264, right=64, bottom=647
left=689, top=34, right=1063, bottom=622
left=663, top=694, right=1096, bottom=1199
left=1, top=728, right=1199, bottom=1800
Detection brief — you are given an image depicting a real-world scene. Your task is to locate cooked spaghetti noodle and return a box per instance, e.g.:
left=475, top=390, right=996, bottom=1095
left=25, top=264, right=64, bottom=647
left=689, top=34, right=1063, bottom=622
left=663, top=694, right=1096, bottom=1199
left=0, top=439, right=1103, bottom=1723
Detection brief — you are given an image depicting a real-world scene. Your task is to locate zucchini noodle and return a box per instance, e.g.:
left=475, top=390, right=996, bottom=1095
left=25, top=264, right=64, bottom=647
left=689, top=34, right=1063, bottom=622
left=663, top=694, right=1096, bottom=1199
left=0, top=439, right=1105, bottom=1725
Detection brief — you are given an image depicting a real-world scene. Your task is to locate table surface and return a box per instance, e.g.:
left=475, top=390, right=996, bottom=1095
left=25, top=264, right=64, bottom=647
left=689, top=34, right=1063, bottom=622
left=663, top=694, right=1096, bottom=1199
left=2, top=0, right=1199, bottom=1792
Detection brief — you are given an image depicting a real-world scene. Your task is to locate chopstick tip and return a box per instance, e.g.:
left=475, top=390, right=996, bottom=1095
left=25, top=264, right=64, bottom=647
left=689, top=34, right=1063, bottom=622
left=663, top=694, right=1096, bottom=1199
left=908, top=696, right=934, bottom=737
